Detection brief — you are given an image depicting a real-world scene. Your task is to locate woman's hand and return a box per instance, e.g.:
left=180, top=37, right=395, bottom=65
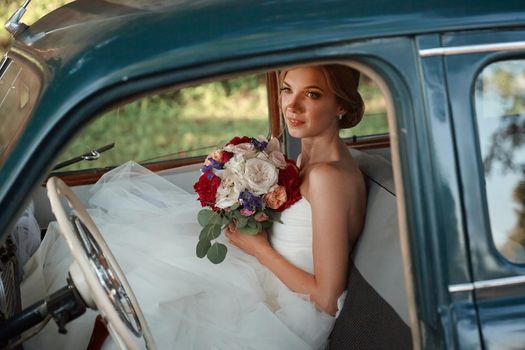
left=224, top=223, right=271, bottom=259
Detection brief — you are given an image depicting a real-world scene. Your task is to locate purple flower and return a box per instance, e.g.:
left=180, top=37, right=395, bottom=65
left=202, top=157, right=223, bottom=175
left=250, top=139, right=268, bottom=152
left=238, top=191, right=263, bottom=210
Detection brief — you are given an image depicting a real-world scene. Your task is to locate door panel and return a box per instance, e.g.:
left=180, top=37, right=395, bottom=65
left=443, top=28, right=525, bottom=349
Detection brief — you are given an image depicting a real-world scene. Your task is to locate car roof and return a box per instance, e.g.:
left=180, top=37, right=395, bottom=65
left=17, top=0, right=525, bottom=78
left=11, top=0, right=523, bottom=120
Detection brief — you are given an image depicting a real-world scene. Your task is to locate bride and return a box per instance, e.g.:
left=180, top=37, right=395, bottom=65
left=21, top=64, right=366, bottom=350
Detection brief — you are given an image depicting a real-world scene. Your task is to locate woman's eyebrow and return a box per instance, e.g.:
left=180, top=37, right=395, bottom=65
left=304, top=85, right=324, bottom=91
left=282, top=82, right=324, bottom=91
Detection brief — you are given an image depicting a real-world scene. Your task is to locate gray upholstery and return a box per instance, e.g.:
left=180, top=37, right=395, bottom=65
left=329, top=148, right=411, bottom=349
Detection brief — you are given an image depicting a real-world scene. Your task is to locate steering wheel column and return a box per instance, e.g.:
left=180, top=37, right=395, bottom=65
left=0, top=278, right=86, bottom=348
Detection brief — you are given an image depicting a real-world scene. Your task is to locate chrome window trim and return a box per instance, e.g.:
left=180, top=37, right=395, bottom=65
left=449, top=275, right=525, bottom=293
left=448, top=283, right=474, bottom=293
left=420, top=41, right=525, bottom=57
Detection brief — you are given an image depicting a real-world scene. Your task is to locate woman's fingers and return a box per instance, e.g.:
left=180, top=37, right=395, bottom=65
left=224, top=225, right=236, bottom=245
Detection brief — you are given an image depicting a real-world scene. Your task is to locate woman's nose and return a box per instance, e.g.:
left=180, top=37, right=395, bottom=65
left=284, top=93, right=302, bottom=113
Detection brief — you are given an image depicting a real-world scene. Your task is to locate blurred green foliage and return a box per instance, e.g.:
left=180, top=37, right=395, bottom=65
left=54, top=74, right=271, bottom=171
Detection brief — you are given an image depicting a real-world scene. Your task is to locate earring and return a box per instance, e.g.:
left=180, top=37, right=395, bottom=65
left=338, top=114, right=343, bottom=120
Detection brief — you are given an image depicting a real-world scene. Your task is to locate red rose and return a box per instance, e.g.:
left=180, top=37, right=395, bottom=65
left=193, top=172, right=221, bottom=210
left=221, top=151, right=233, bottom=163
left=227, top=136, right=252, bottom=145
left=276, top=160, right=302, bottom=211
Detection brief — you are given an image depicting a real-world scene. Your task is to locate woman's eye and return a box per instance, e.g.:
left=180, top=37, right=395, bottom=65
left=306, top=91, right=321, bottom=99
left=280, top=87, right=291, bottom=94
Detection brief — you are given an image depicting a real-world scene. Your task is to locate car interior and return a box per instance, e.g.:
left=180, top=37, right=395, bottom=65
left=2, top=64, right=413, bottom=349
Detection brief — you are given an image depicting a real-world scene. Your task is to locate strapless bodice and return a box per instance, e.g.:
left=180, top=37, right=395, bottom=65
left=270, top=198, right=314, bottom=274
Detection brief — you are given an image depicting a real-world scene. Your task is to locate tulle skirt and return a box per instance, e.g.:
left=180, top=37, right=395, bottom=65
left=21, top=162, right=336, bottom=349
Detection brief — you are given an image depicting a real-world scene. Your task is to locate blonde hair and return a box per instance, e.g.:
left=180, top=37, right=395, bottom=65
left=279, top=64, right=365, bottom=129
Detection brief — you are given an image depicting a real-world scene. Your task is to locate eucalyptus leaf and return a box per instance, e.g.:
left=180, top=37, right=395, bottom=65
left=207, top=242, right=227, bottom=264
left=230, top=203, right=240, bottom=211
left=238, top=225, right=259, bottom=235
left=269, top=212, right=283, bottom=224
left=236, top=217, right=248, bottom=228
left=209, top=213, right=223, bottom=226
left=197, top=209, right=214, bottom=227
left=222, top=215, right=232, bottom=226
left=196, top=239, right=211, bottom=258
left=199, top=224, right=222, bottom=241
left=261, top=221, right=272, bottom=230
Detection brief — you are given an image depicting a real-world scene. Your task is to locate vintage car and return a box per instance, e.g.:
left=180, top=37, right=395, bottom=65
left=1, top=0, right=525, bottom=349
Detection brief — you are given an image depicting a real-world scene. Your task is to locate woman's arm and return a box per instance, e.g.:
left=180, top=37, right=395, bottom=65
left=226, top=163, right=360, bottom=315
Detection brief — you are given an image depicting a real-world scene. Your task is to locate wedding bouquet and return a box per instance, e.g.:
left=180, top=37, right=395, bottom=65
left=193, top=136, right=302, bottom=263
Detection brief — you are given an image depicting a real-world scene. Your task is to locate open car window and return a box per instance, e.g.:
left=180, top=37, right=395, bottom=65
left=339, top=74, right=388, bottom=140
left=53, top=73, right=269, bottom=172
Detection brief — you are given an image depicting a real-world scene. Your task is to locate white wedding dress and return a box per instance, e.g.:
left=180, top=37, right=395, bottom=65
left=21, top=162, right=340, bottom=350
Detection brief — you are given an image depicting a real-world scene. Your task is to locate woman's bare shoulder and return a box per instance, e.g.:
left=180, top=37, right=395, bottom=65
left=306, top=160, right=365, bottom=201
left=308, top=159, right=364, bottom=186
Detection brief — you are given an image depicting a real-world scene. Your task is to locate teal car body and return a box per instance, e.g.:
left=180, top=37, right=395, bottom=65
left=1, top=0, right=525, bottom=348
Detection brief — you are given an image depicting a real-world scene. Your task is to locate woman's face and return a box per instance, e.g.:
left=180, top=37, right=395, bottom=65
left=280, top=67, right=343, bottom=139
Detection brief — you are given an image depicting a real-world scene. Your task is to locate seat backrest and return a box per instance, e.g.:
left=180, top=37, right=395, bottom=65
left=329, top=148, right=412, bottom=349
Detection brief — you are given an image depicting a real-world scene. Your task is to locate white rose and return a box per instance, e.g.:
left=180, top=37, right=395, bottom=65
left=265, top=137, right=281, bottom=154
left=224, top=154, right=246, bottom=176
left=256, top=152, right=270, bottom=161
left=215, top=168, right=246, bottom=209
left=244, top=158, right=278, bottom=195
left=223, top=142, right=257, bottom=158
left=268, top=151, right=287, bottom=169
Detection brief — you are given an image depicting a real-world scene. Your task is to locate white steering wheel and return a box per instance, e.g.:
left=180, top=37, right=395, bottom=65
left=46, top=176, right=156, bottom=350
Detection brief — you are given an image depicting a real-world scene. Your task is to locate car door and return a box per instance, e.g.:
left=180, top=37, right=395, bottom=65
left=442, top=28, right=525, bottom=349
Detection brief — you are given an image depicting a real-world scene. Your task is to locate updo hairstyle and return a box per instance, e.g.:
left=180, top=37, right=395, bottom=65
left=318, top=64, right=365, bottom=129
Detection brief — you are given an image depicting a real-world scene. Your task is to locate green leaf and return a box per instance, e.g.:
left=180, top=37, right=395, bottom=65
left=261, top=221, right=272, bottom=230
left=209, top=213, right=223, bottom=226
left=207, top=242, right=227, bottom=264
left=236, top=217, right=248, bottom=228
left=238, top=225, right=259, bottom=235
left=199, top=224, right=222, bottom=241
left=196, top=239, right=211, bottom=258
left=268, top=211, right=283, bottom=224
left=222, top=215, right=232, bottom=226
left=197, top=209, right=214, bottom=226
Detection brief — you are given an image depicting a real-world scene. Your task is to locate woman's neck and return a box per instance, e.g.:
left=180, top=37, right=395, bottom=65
left=300, top=133, right=346, bottom=167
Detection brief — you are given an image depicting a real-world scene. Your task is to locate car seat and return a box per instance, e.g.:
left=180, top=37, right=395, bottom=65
left=329, top=148, right=412, bottom=349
